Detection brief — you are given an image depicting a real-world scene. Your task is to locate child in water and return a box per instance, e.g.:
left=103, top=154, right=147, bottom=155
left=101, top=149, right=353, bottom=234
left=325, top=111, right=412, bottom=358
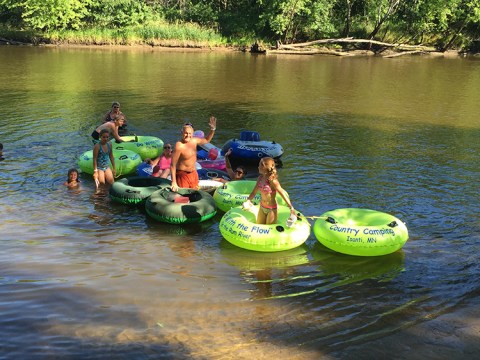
left=64, top=168, right=80, bottom=188
left=244, top=157, right=296, bottom=225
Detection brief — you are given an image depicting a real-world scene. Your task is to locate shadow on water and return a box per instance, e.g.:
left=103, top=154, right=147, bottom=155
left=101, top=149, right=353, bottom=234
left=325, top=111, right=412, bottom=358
left=0, top=281, right=194, bottom=359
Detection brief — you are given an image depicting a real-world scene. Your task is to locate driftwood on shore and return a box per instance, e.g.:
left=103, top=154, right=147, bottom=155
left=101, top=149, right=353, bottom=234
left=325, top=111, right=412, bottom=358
left=267, top=37, right=438, bottom=57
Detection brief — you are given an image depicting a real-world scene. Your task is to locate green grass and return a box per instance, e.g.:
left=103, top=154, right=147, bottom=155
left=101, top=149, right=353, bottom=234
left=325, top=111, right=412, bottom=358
left=0, top=21, right=228, bottom=47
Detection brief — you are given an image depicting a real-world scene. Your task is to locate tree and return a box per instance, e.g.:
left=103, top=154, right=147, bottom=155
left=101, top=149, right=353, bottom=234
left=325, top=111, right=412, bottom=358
left=366, top=0, right=401, bottom=39
left=258, top=0, right=335, bottom=43
left=0, top=0, right=92, bottom=30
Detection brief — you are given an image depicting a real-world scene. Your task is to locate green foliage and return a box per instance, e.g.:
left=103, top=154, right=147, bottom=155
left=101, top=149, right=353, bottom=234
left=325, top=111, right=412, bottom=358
left=86, top=0, right=158, bottom=28
left=0, top=0, right=479, bottom=50
left=0, top=24, right=38, bottom=42
left=0, top=0, right=92, bottom=30
left=258, top=0, right=336, bottom=43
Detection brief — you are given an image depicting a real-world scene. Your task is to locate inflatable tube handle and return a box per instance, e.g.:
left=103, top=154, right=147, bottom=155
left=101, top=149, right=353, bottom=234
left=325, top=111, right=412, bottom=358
left=206, top=171, right=219, bottom=179
left=126, top=189, right=141, bottom=194
left=325, top=217, right=337, bottom=224
left=119, top=155, right=128, bottom=160
left=387, top=221, right=398, bottom=228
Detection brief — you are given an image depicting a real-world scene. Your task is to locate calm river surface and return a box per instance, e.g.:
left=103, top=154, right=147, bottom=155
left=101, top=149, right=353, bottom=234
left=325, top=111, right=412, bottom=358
left=0, top=46, right=479, bottom=359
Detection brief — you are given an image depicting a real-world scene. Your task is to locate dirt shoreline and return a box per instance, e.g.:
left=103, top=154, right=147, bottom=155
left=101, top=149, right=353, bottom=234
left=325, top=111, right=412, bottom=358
left=2, top=40, right=475, bottom=58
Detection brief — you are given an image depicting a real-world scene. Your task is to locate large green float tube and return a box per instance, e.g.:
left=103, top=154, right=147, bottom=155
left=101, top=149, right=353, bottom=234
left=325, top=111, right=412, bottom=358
left=145, top=187, right=217, bottom=224
left=213, top=180, right=290, bottom=213
left=313, top=208, right=409, bottom=256
left=219, top=205, right=311, bottom=252
left=111, top=136, right=163, bottom=160
left=78, top=149, right=141, bottom=176
left=109, top=177, right=171, bottom=205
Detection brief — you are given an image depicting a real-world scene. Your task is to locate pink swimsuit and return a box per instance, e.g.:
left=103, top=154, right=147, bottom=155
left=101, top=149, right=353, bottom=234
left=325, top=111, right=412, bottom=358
left=159, top=156, right=171, bottom=170
left=258, top=177, right=277, bottom=211
left=258, top=177, right=275, bottom=194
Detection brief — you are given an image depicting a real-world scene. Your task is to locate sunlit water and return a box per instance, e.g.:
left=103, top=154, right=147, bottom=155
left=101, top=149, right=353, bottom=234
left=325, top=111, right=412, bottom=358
left=0, top=46, right=479, bottom=359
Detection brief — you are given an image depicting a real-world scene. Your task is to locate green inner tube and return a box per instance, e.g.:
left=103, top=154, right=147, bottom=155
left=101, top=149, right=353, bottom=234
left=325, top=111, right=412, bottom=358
left=111, top=136, right=164, bottom=160
left=109, top=176, right=171, bottom=205
left=213, top=180, right=290, bottom=212
left=313, top=208, right=409, bottom=256
left=78, top=149, right=141, bottom=176
left=219, top=206, right=311, bottom=252
left=145, top=187, right=217, bottom=224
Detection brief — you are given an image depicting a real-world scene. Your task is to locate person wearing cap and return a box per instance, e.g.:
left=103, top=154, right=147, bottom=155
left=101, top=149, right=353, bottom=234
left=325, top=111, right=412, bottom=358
left=103, top=101, right=127, bottom=134
left=170, top=116, right=217, bottom=191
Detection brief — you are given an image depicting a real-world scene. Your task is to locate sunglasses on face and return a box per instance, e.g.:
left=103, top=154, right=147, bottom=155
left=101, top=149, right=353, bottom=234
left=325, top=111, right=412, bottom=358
left=235, top=170, right=244, bottom=175
left=164, top=146, right=171, bottom=149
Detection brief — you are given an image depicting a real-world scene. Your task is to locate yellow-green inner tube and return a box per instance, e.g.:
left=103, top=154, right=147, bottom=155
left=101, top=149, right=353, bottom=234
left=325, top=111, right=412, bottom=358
left=219, top=205, right=311, bottom=252
left=213, top=180, right=290, bottom=212
left=78, top=149, right=141, bottom=176
left=313, top=208, right=409, bottom=256
left=111, top=136, right=164, bottom=160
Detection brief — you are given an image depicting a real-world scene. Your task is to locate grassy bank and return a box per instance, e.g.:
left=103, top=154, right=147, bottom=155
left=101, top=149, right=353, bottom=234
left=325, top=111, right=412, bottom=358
left=0, top=21, right=229, bottom=48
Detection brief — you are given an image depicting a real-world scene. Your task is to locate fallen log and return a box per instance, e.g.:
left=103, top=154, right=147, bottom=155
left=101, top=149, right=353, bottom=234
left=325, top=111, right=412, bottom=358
left=271, top=38, right=436, bottom=56
left=269, top=48, right=352, bottom=56
left=383, top=50, right=427, bottom=58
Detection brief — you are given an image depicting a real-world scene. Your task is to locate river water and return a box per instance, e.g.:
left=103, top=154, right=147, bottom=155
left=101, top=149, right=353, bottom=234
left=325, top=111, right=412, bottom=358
left=0, top=46, right=479, bottom=359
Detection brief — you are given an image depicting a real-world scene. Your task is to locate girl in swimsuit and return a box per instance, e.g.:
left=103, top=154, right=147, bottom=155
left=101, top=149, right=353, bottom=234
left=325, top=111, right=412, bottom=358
left=92, top=129, right=116, bottom=190
left=244, top=157, right=295, bottom=225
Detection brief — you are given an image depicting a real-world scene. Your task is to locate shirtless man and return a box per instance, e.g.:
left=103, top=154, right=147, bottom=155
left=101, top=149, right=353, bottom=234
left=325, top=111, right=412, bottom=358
left=170, top=116, right=217, bottom=191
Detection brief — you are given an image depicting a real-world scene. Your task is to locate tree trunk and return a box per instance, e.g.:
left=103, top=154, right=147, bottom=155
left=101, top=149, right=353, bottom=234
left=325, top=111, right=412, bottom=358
left=342, top=0, right=353, bottom=37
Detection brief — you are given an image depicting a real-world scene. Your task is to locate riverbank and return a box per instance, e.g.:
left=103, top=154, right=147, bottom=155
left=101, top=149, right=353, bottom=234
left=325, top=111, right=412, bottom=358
left=3, top=35, right=479, bottom=58
left=1, top=40, right=474, bottom=59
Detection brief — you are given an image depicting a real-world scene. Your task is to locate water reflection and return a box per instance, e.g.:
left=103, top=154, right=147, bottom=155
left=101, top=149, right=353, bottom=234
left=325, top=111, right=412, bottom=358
left=220, top=241, right=310, bottom=271
left=89, top=189, right=115, bottom=226
left=310, top=242, right=406, bottom=283
left=220, top=241, right=311, bottom=300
